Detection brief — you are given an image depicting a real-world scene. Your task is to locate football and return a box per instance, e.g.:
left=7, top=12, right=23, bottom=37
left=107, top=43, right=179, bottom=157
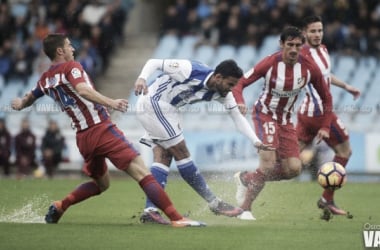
left=317, top=161, right=347, bottom=190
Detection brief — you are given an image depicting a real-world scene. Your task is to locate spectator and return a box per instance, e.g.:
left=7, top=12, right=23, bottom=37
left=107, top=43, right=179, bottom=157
left=218, top=7, right=243, bottom=47
left=15, top=118, right=37, bottom=178
left=11, top=49, right=31, bottom=85
left=0, top=47, right=11, bottom=83
left=0, top=118, right=11, bottom=177
left=41, top=120, right=66, bottom=178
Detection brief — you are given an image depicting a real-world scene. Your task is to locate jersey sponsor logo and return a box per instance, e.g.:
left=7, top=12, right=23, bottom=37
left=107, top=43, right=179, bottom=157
left=71, top=67, right=82, bottom=79
left=271, top=88, right=301, bottom=98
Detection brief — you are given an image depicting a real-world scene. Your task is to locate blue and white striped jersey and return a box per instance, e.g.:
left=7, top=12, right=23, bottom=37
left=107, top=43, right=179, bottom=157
left=140, top=59, right=237, bottom=109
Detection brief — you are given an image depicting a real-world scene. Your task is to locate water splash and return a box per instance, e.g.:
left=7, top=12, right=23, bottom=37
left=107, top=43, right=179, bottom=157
left=0, top=194, right=50, bottom=223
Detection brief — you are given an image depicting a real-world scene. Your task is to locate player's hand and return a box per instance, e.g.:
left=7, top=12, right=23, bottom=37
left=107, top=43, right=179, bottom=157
left=345, top=85, right=361, bottom=100
left=315, top=129, right=329, bottom=144
left=237, top=103, right=248, bottom=115
left=254, top=141, right=275, bottom=151
left=134, top=78, right=148, bottom=96
left=111, top=99, right=128, bottom=112
left=11, top=98, right=23, bottom=110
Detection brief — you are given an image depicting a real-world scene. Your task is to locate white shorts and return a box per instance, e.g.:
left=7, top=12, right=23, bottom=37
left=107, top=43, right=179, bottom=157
left=136, top=95, right=184, bottom=149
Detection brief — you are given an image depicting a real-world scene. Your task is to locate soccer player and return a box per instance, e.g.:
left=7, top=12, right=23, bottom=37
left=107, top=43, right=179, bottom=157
left=296, top=15, right=361, bottom=215
left=232, top=26, right=333, bottom=220
left=11, top=33, right=204, bottom=227
left=134, top=58, right=272, bottom=224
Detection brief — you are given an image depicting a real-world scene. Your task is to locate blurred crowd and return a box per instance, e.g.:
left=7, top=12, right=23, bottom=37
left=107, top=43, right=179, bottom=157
left=159, top=0, right=380, bottom=57
left=0, top=117, right=67, bottom=179
left=0, top=0, right=134, bottom=86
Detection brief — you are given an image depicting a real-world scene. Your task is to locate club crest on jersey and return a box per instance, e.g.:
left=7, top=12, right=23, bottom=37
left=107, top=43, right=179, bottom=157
left=297, top=77, right=306, bottom=86
left=48, top=77, right=57, bottom=86
left=266, top=135, right=274, bottom=143
left=71, top=67, right=82, bottom=79
left=168, top=62, right=179, bottom=68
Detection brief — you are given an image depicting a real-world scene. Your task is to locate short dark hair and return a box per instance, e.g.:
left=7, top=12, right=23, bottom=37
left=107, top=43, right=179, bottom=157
left=43, top=33, right=69, bottom=60
left=214, top=59, right=243, bottom=79
left=280, top=26, right=305, bottom=44
left=302, top=15, right=322, bottom=29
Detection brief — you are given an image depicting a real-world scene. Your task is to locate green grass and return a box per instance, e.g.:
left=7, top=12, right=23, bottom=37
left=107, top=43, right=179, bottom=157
left=0, top=176, right=378, bottom=250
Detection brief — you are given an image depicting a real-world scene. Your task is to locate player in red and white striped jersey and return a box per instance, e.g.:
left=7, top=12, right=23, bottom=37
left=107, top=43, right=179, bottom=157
left=11, top=34, right=204, bottom=227
left=232, top=26, right=333, bottom=220
left=297, top=15, right=361, bottom=216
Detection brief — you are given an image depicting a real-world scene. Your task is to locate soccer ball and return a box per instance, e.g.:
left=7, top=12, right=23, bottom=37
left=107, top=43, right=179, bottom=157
left=317, top=162, right=347, bottom=190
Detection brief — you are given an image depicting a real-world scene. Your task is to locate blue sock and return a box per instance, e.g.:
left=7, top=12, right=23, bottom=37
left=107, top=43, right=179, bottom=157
left=176, top=158, right=216, bottom=203
left=145, top=163, right=169, bottom=209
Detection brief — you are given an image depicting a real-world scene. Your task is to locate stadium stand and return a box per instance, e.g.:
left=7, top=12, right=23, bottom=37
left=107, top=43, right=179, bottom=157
left=1, top=0, right=379, bottom=176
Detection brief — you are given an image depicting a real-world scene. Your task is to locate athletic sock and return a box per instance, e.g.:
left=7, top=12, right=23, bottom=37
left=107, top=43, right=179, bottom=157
left=61, top=181, right=101, bottom=211
left=241, top=169, right=265, bottom=211
left=322, top=156, right=349, bottom=202
left=145, top=163, right=169, bottom=209
left=139, top=175, right=182, bottom=221
left=176, top=158, right=216, bottom=203
left=333, top=155, right=348, bottom=168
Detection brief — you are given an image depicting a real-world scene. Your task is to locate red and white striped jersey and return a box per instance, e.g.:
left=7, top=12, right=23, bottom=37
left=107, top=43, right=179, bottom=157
left=233, top=51, right=332, bottom=127
left=298, top=44, right=332, bottom=117
left=32, top=61, right=110, bottom=132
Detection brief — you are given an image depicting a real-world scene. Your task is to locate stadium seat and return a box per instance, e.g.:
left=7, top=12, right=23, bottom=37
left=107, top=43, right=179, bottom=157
left=333, top=55, right=357, bottom=81
left=193, top=44, right=215, bottom=66
left=212, top=45, right=236, bottom=68
left=0, top=80, right=24, bottom=108
left=152, top=34, right=180, bottom=59
left=256, top=35, right=280, bottom=59
left=236, top=45, right=257, bottom=71
left=174, top=35, right=199, bottom=59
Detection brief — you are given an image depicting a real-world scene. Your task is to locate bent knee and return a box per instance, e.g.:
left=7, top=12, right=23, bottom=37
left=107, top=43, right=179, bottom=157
left=334, top=142, right=352, bottom=159
left=94, top=178, right=110, bottom=193
left=285, top=160, right=302, bottom=179
left=98, top=183, right=109, bottom=193
left=337, top=148, right=352, bottom=159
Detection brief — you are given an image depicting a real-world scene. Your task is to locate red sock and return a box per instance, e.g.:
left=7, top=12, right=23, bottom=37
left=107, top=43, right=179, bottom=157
left=266, top=162, right=287, bottom=181
left=139, top=175, right=182, bottom=221
left=241, top=169, right=265, bottom=211
left=322, top=156, right=349, bottom=201
left=333, top=155, right=348, bottom=168
left=61, top=181, right=101, bottom=211
left=322, top=189, right=334, bottom=202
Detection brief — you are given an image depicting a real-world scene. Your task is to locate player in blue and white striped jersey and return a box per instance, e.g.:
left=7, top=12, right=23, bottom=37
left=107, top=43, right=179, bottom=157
left=134, top=59, right=272, bottom=224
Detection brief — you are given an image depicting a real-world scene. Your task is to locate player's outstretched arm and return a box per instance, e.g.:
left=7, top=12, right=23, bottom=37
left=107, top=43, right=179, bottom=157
left=11, top=92, right=36, bottom=111
left=228, top=106, right=274, bottom=151
left=75, top=82, right=128, bottom=112
left=331, top=74, right=361, bottom=100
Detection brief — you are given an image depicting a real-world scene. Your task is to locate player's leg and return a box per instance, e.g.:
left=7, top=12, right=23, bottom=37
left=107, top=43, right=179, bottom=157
left=141, top=145, right=173, bottom=224
left=103, top=123, right=204, bottom=227
left=45, top=157, right=107, bottom=224
left=125, top=155, right=205, bottom=227
left=137, top=96, right=241, bottom=217
left=266, top=124, right=302, bottom=180
left=234, top=112, right=279, bottom=219
left=236, top=149, right=276, bottom=211
left=164, top=139, right=243, bottom=217
left=296, top=114, right=320, bottom=177
left=144, top=145, right=172, bottom=208
left=318, top=116, right=351, bottom=215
